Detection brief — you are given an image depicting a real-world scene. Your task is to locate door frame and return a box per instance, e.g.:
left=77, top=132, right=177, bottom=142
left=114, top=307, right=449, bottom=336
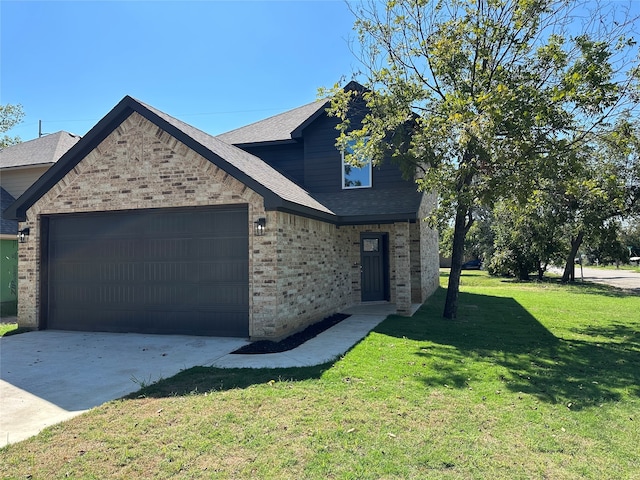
left=360, top=232, right=390, bottom=302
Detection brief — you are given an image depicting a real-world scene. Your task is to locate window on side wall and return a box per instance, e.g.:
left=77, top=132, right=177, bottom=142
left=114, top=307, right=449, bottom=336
left=342, top=138, right=372, bottom=189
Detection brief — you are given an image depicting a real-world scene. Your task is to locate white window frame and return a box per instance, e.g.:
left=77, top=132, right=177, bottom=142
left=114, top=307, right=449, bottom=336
left=341, top=139, right=372, bottom=189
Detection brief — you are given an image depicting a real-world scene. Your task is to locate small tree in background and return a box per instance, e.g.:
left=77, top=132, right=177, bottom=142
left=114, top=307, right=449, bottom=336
left=488, top=197, right=565, bottom=280
left=0, top=104, right=25, bottom=148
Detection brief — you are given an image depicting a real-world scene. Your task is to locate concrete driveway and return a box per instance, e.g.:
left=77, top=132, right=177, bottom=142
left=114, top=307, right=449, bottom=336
left=0, top=331, right=248, bottom=447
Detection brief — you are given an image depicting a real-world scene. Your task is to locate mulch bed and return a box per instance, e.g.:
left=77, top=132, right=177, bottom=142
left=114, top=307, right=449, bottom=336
left=231, top=313, right=350, bottom=354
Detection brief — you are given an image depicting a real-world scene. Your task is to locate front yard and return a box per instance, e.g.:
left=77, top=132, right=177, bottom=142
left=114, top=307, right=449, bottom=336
left=1, top=271, right=639, bottom=479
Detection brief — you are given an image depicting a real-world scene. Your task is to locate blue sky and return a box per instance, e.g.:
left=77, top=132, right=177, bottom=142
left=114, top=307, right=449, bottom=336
left=1, top=1, right=359, bottom=142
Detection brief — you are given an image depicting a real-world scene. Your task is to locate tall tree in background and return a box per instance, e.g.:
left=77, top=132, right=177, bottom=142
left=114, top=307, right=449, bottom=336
left=328, top=0, right=639, bottom=318
left=0, top=104, right=25, bottom=148
left=557, top=119, right=640, bottom=281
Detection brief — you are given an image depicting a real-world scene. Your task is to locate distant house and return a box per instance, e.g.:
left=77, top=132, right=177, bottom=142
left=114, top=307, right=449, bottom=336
left=1, top=187, right=18, bottom=316
left=6, top=83, right=439, bottom=339
left=0, top=132, right=80, bottom=317
left=0, top=131, right=81, bottom=199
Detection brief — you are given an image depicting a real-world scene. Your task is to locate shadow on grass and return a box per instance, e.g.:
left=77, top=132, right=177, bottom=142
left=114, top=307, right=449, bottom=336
left=126, top=363, right=331, bottom=399
left=376, top=287, right=640, bottom=409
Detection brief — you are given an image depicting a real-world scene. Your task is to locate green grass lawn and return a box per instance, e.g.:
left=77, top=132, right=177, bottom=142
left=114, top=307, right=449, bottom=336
left=590, top=264, right=640, bottom=273
left=2, top=271, right=639, bottom=479
left=0, top=322, right=18, bottom=336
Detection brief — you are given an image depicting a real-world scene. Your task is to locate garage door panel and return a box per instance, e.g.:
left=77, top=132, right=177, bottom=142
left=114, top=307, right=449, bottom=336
left=50, top=309, right=248, bottom=337
left=145, top=262, right=193, bottom=282
left=196, top=284, right=249, bottom=305
left=46, top=206, right=249, bottom=336
left=197, top=237, right=249, bottom=259
left=198, top=261, right=248, bottom=282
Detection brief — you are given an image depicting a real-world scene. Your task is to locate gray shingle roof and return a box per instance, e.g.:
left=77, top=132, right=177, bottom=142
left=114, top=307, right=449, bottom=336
left=311, top=188, right=422, bottom=220
left=7, top=89, right=419, bottom=225
left=1, top=187, right=17, bottom=235
left=217, top=99, right=328, bottom=145
left=0, top=131, right=81, bottom=169
left=135, top=99, right=335, bottom=216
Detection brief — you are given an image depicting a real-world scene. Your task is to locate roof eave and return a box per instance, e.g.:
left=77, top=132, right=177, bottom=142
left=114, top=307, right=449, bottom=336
left=230, top=138, right=300, bottom=149
left=0, top=162, right=55, bottom=172
left=263, top=199, right=419, bottom=226
left=336, top=213, right=418, bottom=226
left=264, top=198, right=337, bottom=223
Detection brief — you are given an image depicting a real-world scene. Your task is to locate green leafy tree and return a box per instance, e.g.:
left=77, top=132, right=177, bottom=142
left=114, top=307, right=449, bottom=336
left=327, top=0, right=639, bottom=318
left=620, top=218, right=640, bottom=258
left=556, top=120, right=639, bottom=281
left=0, top=104, right=25, bottom=148
left=488, top=197, right=566, bottom=280
left=583, top=220, right=629, bottom=265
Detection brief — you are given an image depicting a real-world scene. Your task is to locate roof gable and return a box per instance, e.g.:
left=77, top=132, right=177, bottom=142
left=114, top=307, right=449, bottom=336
left=0, top=131, right=80, bottom=169
left=216, top=81, right=370, bottom=147
left=5, top=97, right=334, bottom=222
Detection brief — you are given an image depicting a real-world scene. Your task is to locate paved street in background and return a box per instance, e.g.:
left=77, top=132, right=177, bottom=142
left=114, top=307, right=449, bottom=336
left=568, top=266, right=640, bottom=294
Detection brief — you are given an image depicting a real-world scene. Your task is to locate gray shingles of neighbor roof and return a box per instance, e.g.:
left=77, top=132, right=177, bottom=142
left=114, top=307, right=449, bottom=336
left=217, top=99, right=328, bottom=145
left=1, top=187, right=18, bottom=235
left=135, top=99, right=335, bottom=216
left=0, top=131, right=81, bottom=169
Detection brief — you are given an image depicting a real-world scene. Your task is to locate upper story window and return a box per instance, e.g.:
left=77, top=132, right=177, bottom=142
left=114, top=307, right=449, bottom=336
left=342, top=139, right=372, bottom=189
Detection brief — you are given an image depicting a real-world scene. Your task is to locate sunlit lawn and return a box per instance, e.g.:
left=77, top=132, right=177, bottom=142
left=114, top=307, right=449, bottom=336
left=1, top=271, right=639, bottom=479
left=0, top=322, right=18, bottom=336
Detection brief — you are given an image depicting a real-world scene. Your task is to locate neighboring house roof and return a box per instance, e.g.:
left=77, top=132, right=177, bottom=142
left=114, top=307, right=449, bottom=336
left=0, top=131, right=81, bottom=169
left=5, top=96, right=336, bottom=222
left=0, top=187, right=17, bottom=235
left=216, top=99, right=328, bottom=146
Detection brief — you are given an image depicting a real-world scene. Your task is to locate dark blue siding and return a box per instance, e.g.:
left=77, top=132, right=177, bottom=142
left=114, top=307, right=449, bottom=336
left=301, top=113, right=412, bottom=193
left=242, top=143, right=304, bottom=185
left=234, top=108, right=414, bottom=194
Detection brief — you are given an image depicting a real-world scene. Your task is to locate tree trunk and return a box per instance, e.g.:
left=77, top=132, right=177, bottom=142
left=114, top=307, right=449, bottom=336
left=443, top=204, right=471, bottom=319
left=518, top=268, right=530, bottom=281
left=537, top=261, right=547, bottom=281
left=561, top=231, right=584, bottom=283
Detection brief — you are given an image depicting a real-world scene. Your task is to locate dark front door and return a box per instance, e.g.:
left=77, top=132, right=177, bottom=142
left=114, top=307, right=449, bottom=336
left=360, top=233, right=389, bottom=302
left=43, top=205, right=249, bottom=337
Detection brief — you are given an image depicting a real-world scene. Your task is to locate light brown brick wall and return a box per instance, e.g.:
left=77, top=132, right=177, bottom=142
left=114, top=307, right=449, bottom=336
left=18, top=112, right=266, bottom=334
left=17, top=111, right=440, bottom=339
left=418, top=191, right=440, bottom=299
left=257, top=219, right=423, bottom=339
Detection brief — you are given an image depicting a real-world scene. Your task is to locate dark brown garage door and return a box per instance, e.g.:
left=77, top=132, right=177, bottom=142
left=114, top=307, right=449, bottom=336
left=43, top=205, right=249, bottom=336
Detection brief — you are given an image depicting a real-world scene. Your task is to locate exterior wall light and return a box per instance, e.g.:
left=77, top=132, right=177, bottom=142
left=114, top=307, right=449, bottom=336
left=18, top=227, right=30, bottom=243
left=254, top=217, right=266, bottom=236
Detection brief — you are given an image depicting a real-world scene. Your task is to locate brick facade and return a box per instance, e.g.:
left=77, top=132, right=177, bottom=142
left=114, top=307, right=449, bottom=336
left=418, top=191, right=441, bottom=299
left=18, top=113, right=265, bottom=333
left=17, top=111, right=440, bottom=340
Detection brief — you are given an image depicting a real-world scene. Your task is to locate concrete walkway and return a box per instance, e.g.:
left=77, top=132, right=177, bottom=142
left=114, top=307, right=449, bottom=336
left=0, top=302, right=417, bottom=447
left=213, top=302, right=420, bottom=369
